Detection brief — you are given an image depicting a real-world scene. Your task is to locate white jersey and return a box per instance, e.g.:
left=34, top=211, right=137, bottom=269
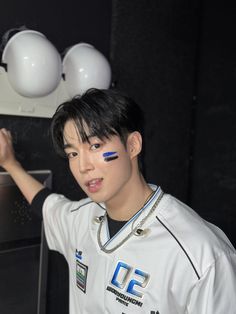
left=42, top=185, right=236, bottom=314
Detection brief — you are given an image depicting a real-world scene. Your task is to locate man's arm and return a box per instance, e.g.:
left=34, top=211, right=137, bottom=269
left=0, top=128, right=45, bottom=204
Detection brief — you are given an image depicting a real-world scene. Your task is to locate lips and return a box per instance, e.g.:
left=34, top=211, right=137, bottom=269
left=85, top=178, right=103, bottom=193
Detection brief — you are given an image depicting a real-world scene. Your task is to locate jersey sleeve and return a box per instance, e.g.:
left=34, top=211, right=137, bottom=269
left=186, top=251, right=236, bottom=313
left=31, top=187, right=52, bottom=219
left=42, top=193, right=76, bottom=257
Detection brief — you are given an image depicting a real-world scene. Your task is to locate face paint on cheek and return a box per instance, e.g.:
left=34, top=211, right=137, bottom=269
left=103, top=151, right=119, bottom=162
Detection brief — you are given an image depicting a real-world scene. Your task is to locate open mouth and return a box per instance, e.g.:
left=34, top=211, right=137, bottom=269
left=85, top=178, right=103, bottom=193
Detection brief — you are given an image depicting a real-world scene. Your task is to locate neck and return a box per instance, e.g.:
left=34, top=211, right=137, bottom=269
left=105, top=173, right=153, bottom=221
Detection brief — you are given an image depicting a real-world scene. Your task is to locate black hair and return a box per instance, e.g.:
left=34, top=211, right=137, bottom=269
left=51, top=88, right=144, bottom=158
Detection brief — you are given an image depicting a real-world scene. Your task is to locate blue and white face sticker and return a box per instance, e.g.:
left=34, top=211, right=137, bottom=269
left=103, top=151, right=119, bottom=162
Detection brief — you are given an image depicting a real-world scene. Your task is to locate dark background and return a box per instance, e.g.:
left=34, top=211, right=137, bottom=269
left=0, top=0, right=235, bottom=313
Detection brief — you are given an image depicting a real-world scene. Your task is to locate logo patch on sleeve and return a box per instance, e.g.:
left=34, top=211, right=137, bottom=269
left=76, top=260, right=88, bottom=293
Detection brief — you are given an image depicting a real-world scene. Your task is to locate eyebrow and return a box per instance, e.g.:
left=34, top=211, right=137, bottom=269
left=63, top=134, right=101, bottom=150
left=63, top=143, right=73, bottom=150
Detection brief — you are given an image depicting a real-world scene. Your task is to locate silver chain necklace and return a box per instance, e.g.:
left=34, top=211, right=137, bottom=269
left=97, top=191, right=164, bottom=254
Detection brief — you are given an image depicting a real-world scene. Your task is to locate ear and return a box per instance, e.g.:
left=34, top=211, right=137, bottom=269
left=126, top=131, right=142, bottom=158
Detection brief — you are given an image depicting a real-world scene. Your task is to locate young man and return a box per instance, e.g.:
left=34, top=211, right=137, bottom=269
left=0, top=88, right=236, bottom=314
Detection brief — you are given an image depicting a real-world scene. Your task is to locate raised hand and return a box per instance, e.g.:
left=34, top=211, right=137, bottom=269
left=0, top=128, right=44, bottom=203
left=0, top=128, right=17, bottom=170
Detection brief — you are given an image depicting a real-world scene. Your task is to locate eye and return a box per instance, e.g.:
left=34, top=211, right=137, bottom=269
left=66, top=151, right=78, bottom=159
left=90, top=143, right=101, bottom=150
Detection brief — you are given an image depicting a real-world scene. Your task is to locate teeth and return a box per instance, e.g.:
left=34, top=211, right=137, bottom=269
left=88, top=179, right=100, bottom=186
left=89, top=180, right=97, bottom=186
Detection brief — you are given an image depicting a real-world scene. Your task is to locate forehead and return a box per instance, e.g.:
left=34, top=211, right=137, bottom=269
left=63, top=119, right=125, bottom=148
left=63, top=119, right=89, bottom=144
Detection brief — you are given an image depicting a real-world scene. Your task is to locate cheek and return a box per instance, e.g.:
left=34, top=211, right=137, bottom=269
left=68, top=159, right=83, bottom=179
left=102, top=151, right=119, bottom=162
left=104, top=152, right=132, bottom=177
left=68, top=161, right=78, bottom=178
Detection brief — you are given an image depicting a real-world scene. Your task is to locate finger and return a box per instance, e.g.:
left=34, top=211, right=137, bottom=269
left=0, top=130, right=6, bottom=145
left=7, top=130, right=12, bottom=140
left=0, top=128, right=9, bottom=137
left=0, top=128, right=11, bottom=140
left=0, top=129, right=12, bottom=146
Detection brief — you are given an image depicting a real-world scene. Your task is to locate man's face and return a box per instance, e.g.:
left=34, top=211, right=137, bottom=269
left=63, top=120, right=134, bottom=204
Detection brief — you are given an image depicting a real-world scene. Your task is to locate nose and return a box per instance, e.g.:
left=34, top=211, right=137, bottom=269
left=78, top=151, right=94, bottom=173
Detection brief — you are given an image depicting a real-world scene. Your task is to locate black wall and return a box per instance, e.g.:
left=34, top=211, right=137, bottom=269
left=189, top=2, right=236, bottom=249
left=111, top=1, right=199, bottom=200
left=0, top=1, right=236, bottom=314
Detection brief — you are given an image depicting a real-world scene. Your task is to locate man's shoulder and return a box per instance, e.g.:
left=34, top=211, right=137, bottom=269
left=157, top=193, right=235, bottom=275
left=44, top=193, right=94, bottom=211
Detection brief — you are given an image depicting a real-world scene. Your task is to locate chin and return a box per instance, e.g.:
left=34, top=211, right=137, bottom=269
left=86, top=193, right=106, bottom=204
